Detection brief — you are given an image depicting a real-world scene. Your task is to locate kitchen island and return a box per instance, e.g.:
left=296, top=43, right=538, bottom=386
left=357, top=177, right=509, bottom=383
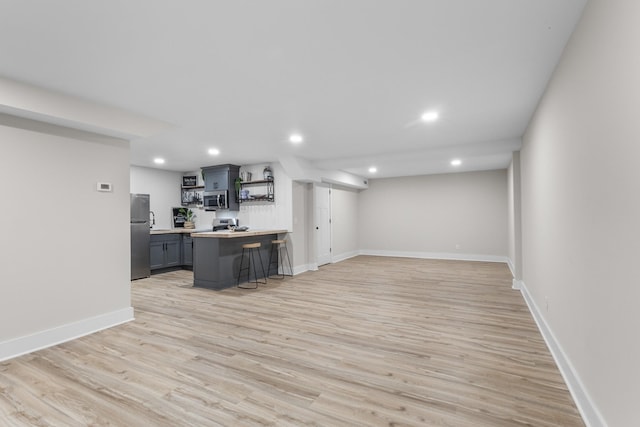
left=191, top=229, right=288, bottom=289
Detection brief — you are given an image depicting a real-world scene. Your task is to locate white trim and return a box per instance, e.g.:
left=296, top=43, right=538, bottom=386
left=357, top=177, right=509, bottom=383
left=512, top=279, right=523, bottom=290
left=506, top=257, right=516, bottom=277
left=517, top=282, right=606, bottom=427
left=0, top=307, right=134, bottom=362
left=293, top=255, right=356, bottom=275
left=331, top=250, right=359, bottom=264
left=292, top=263, right=317, bottom=275
left=359, top=249, right=509, bottom=264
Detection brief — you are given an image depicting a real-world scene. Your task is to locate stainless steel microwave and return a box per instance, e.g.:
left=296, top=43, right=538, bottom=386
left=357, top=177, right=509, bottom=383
left=203, top=190, right=229, bottom=211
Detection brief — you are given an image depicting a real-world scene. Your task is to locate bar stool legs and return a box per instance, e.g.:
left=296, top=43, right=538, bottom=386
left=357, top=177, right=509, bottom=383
left=237, top=242, right=266, bottom=289
left=268, top=239, right=293, bottom=279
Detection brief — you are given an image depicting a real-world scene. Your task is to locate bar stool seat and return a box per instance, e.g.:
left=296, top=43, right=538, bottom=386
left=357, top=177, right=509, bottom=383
left=237, top=242, right=266, bottom=289
left=268, top=239, right=293, bottom=279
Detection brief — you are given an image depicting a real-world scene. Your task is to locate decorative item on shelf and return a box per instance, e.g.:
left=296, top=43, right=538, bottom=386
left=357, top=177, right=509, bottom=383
left=240, top=171, right=252, bottom=182
left=181, top=187, right=204, bottom=206
left=179, top=208, right=196, bottom=229
left=193, top=190, right=203, bottom=207
left=234, top=177, right=242, bottom=201
left=182, top=175, right=198, bottom=187
left=238, top=176, right=275, bottom=203
left=263, top=166, right=273, bottom=180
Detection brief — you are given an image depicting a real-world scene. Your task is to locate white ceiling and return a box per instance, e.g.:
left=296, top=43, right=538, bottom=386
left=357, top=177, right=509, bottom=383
left=0, top=0, right=587, bottom=179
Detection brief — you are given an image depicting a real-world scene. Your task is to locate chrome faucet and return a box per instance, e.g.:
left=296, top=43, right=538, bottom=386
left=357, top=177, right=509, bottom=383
left=150, top=210, right=156, bottom=228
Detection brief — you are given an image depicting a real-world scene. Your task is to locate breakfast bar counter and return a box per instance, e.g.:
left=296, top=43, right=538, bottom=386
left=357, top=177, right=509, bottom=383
left=191, top=229, right=288, bottom=239
left=191, top=229, right=288, bottom=289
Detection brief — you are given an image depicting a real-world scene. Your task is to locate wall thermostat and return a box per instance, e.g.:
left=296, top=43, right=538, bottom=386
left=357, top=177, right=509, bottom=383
left=97, top=182, right=113, bottom=192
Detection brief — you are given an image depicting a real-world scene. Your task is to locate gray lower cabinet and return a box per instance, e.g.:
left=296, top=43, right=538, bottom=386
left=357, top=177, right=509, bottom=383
left=182, top=236, right=193, bottom=266
left=150, top=234, right=182, bottom=271
left=149, top=239, right=165, bottom=270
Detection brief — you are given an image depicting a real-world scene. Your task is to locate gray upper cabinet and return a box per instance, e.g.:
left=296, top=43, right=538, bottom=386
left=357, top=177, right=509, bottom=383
left=204, top=169, right=228, bottom=191
left=201, top=164, right=240, bottom=210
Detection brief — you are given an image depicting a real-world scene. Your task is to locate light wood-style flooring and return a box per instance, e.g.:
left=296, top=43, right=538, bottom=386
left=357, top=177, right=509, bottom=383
left=0, top=256, right=583, bottom=426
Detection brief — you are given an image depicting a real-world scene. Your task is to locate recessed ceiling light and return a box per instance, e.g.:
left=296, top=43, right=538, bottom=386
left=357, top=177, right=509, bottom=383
left=369, top=167, right=377, bottom=173
left=208, top=148, right=220, bottom=156
left=153, top=158, right=165, bottom=165
left=289, top=134, right=304, bottom=144
left=421, top=111, right=439, bottom=122
left=451, top=159, right=462, bottom=166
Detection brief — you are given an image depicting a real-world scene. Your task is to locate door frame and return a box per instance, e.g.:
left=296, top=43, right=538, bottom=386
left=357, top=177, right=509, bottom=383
left=314, top=183, right=332, bottom=267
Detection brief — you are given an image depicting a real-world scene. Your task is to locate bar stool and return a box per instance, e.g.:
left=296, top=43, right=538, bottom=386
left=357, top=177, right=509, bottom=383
left=268, top=239, right=293, bottom=279
left=237, top=242, right=266, bottom=289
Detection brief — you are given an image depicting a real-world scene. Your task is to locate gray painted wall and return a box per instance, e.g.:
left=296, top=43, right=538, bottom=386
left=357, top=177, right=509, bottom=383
left=521, top=0, right=640, bottom=424
left=291, top=181, right=312, bottom=273
left=0, top=119, right=132, bottom=349
left=330, top=186, right=360, bottom=261
left=507, top=152, right=522, bottom=280
left=358, top=170, right=508, bottom=259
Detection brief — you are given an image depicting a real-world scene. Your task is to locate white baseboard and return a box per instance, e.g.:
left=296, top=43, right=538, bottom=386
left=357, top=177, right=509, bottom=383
left=512, top=279, right=523, bottom=290
left=507, top=257, right=516, bottom=277
left=292, top=253, right=355, bottom=276
left=331, top=250, right=359, bottom=264
left=0, top=307, right=134, bottom=362
left=517, top=282, right=606, bottom=427
left=359, top=249, right=509, bottom=264
left=292, top=263, right=317, bottom=275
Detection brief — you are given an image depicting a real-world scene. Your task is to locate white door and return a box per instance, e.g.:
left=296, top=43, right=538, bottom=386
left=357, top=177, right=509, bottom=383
left=315, top=185, right=331, bottom=266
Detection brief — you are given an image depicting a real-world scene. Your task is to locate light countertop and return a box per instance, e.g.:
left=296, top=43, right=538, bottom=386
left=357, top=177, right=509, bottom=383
left=191, top=229, right=288, bottom=239
left=150, top=228, right=211, bottom=235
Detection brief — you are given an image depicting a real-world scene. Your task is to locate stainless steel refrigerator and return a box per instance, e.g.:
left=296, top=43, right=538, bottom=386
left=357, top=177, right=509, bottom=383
left=130, top=193, right=150, bottom=280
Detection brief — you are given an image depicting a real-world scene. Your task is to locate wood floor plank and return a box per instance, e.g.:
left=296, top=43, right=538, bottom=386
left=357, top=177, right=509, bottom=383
left=0, top=256, right=583, bottom=426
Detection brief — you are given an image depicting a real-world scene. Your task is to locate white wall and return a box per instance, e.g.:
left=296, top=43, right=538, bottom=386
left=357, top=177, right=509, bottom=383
left=507, top=152, right=522, bottom=280
left=130, top=166, right=182, bottom=229
left=131, top=162, right=294, bottom=232
left=291, top=181, right=312, bottom=274
left=0, top=76, right=170, bottom=139
left=237, top=162, right=293, bottom=231
left=358, top=170, right=508, bottom=261
left=331, top=186, right=360, bottom=262
left=520, top=0, right=640, bottom=425
left=0, top=116, right=133, bottom=360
